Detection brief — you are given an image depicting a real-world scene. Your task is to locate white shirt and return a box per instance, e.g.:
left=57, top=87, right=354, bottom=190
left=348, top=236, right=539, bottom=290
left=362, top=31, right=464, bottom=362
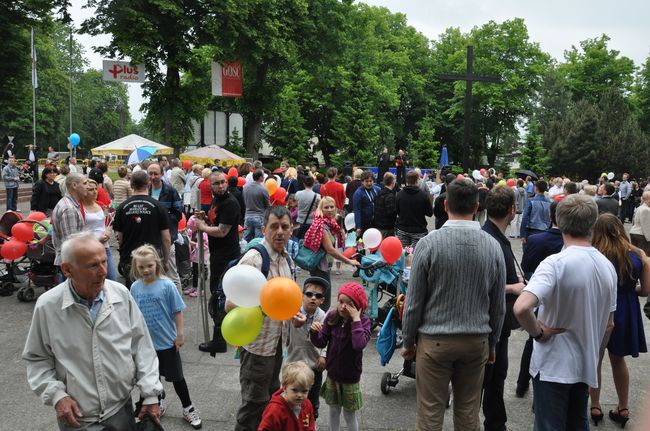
left=548, top=185, right=563, bottom=198
left=525, top=245, right=617, bottom=388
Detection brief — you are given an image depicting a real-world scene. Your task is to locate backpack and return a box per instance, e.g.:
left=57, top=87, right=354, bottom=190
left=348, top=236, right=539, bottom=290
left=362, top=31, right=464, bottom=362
left=208, top=243, right=293, bottom=318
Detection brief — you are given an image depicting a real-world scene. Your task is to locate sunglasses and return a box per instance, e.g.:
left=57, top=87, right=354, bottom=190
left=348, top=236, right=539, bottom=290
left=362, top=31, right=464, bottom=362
left=303, top=291, right=324, bottom=299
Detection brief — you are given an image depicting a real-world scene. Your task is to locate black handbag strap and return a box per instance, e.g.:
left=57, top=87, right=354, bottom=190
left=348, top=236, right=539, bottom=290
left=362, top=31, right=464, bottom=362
left=302, top=194, right=317, bottom=224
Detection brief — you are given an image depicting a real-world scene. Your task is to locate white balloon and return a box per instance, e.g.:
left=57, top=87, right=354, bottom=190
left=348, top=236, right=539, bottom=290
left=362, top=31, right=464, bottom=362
left=607, top=172, right=615, bottom=180
left=344, top=213, right=356, bottom=231
left=222, top=264, right=267, bottom=307
left=472, top=170, right=482, bottom=180
left=363, top=228, right=382, bottom=249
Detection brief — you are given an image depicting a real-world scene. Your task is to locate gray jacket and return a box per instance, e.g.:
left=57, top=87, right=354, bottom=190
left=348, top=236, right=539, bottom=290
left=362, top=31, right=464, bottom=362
left=3, top=164, right=19, bottom=188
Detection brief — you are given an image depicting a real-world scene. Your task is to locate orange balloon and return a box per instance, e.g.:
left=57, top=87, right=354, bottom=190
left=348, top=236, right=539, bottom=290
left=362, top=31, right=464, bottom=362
left=178, top=213, right=187, bottom=231
left=265, top=178, right=278, bottom=196
left=343, top=247, right=357, bottom=259
left=259, top=277, right=302, bottom=320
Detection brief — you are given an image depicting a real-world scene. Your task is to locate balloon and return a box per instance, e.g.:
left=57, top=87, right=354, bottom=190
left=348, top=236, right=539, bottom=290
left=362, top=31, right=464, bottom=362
left=1, top=238, right=27, bottom=260
left=380, top=236, right=403, bottom=265
left=343, top=247, right=357, bottom=259
left=182, top=160, right=192, bottom=171
left=601, top=172, right=608, bottom=179
left=69, top=133, right=80, bottom=147
left=178, top=213, right=187, bottom=231
left=472, top=169, right=482, bottom=180
left=228, top=167, right=239, bottom=178
left=456, top=174, right=465, bottom=180
left=362, top=228, right=382, bottom=250
left=264, top=178, right=278, bottom=196
left=273, top=187, right=287, bottom=202
left=344, top=213, right=356, bottom=231
left=497, top=179, right=507, bottom=186
left=260, top=277, right=302, bottom=320
left=11, top=223, right=34, bottom=242
left=607, top=172, right=615, bottom=180
left=223, top=264, right=268, bottom=307
left=506, top=178, right=515, bottom=187
left=27, top=211, right=47, bottom=221
left=237, top=177, right=246, bottom=187
left=221, top=306, right=264, bottom=346
left=480, top=168, right=486, bottom=175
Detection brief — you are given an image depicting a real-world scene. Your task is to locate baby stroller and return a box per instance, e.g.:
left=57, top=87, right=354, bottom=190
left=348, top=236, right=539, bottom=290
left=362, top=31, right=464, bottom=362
left=18, top=220, right=57, bottom=301
left=358, top=250, right=406, bottom=329
left=19, top=160, right=34, bottom=183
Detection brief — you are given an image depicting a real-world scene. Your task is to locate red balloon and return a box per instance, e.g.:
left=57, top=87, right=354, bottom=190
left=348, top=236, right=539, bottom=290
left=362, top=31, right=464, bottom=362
left=182, top=160, right=192, bottom=171
left=178, top=213, right=187, bottom=231
left=456, top=174, right=465, bottom=180
left=380, top=236, right=402, bottom=264
left=1, top=238, right=27, bottom=260
left=11, top=222, right=34, bottom=242
left=237, top=177, right=246, bottom=187
left=343, top=247, right=357, bottom=259
left=479, top=168, right=486, bottom=175
left=507, top=178, right=515, bottom=187
left=228, top=167, right=239, bottom=178
left=274, top=187, right=287, bottom=202
left=27, top=211, right=47, bottom=221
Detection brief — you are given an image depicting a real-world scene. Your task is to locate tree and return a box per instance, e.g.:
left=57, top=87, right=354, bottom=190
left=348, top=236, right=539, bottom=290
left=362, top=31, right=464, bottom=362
left=633, top=55, right=650, bottom=134
left=519, top=118, right=550, bottom=176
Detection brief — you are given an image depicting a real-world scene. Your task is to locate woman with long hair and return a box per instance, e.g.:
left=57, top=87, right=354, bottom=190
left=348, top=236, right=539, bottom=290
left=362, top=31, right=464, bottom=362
left=83, top=180, right=118, bottom=281
left=281, top=167, right=300, bottom=195
left=303, top=196, right=359, bottom=311
left=30, top=166, right=62, bottom=216
left=589, top=213, right=650, bottom=427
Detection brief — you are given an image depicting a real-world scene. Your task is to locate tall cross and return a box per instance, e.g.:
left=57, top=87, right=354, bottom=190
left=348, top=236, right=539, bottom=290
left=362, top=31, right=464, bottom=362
left=439, top=45, right=502, bottom=170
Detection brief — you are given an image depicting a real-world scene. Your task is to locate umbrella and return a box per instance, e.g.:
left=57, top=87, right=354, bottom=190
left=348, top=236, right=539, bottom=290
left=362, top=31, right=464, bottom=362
left=439, top=146, right=449, bottom=168
left=272, top=168, right=284, bottom=174
left=515, top=169, right=538, bottom=180
left=180, top=145, right=246, bottom=166
left=127, top=146, right=157, bottom=165
left=91, top=134, right=173, bottom=156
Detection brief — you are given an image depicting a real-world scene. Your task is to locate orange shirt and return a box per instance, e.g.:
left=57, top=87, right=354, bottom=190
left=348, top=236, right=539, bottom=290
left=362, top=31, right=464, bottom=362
left=320, top=180, right=345, bottom=210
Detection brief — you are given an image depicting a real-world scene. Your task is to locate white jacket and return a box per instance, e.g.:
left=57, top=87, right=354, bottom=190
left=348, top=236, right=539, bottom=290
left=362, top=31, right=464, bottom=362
left=23, top=279, right=162, bottom=423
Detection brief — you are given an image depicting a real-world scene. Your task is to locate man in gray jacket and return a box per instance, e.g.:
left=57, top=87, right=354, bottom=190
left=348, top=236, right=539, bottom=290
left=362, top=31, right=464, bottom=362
left=401, top=179, right=506, bottom=431
left=23, top=233, right=162, bottom=430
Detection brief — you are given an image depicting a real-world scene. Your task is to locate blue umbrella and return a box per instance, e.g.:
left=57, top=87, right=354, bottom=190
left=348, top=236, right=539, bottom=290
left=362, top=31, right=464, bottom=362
left=127, top=146, right=157, bottom=165
left=439, top=145, right=449, bottom=168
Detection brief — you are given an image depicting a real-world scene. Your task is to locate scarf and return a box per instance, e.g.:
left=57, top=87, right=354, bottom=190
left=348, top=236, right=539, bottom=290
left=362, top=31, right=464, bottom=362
left=303, top=215, right=344, bottom=252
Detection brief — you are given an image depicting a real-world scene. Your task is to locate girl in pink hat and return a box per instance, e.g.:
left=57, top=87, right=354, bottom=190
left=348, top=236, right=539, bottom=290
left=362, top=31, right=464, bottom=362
left=309, top=282, right=371, bottom=431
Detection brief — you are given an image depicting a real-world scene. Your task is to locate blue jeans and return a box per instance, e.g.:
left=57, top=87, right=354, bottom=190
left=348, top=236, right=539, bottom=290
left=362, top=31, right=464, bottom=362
left=532, top=374, right=589, bottom=431
left=244, top=215, right=263, bottom=242
left=105, top=246, right=118, bottom=281
left=5, top=186, right=17, bottom=211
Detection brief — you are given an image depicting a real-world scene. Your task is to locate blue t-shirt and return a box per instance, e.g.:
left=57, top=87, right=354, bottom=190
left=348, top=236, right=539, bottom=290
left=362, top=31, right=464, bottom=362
left=130, top=277, right=186, bottom=351
left=151, top=186, right=162, bottom=200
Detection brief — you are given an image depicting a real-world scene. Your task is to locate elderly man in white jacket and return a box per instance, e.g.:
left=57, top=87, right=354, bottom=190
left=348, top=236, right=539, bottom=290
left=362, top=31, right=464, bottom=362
left=23, top=232, right=163, bottom=430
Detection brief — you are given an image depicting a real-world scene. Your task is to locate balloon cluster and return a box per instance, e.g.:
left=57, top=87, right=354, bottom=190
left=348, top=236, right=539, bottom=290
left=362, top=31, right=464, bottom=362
left=2, top=212, right=49, bottom=261
left=360, top=228, right=403, bottom=265
left=220, top=265, right=302, bottom=346
left=264, top=179, right=288, bottom=206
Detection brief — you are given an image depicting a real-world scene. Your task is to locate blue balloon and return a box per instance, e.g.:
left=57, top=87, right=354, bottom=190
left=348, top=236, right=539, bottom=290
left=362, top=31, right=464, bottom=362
left=69, top=133, right=80, bottom=147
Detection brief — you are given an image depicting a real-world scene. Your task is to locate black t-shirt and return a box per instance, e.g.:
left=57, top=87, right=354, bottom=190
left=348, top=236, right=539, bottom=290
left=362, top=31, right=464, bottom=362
left=206, top=192, right=241, bottom=258
left=114, top=195, right=170, bottom=262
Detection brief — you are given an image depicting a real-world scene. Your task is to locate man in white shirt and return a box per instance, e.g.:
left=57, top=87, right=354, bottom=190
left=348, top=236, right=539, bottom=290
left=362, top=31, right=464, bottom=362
left=514, top=194, right=617, bottom=431
left=548, top=177, right=564, bottom=198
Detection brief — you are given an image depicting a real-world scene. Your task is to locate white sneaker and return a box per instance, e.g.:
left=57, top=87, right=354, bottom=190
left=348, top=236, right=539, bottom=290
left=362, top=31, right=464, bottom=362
left=183, top=407, right=202, bottom=429
left=159, top=397, right=166, bottom=417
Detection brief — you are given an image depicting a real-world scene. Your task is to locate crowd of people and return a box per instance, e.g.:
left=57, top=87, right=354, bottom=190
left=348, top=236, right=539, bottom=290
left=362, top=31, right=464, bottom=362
left=13, top=151, right=650, bottom=430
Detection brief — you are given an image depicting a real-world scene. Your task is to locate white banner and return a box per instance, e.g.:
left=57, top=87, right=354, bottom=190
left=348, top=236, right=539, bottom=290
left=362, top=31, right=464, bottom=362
left=102, top=60, right=146, bottom=83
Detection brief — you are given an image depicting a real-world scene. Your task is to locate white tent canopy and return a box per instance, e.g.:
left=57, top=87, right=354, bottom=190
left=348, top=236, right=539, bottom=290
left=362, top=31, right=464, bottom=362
left=91, top=134, right=174, bottom=156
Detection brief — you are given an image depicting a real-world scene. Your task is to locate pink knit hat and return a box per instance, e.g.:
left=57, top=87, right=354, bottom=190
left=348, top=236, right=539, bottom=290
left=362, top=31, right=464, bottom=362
left=338, top=282, right=368, bottom=311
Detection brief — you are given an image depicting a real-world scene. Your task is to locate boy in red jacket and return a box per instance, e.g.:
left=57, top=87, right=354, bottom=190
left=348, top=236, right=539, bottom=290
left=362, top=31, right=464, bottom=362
left=258, top=361, right=316, bottom=431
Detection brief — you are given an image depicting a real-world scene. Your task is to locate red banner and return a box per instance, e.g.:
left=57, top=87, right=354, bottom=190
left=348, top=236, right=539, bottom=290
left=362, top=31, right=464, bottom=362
left=212, top=61, right=242, bottom=97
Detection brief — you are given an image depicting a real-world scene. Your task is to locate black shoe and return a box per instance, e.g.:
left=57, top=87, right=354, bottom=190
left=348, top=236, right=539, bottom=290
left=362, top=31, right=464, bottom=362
left=199, top=341, right=228, bottom=356
left=352, top=268, right=360, bottom=278
left=515, top=383, right=529, bottom=398
left=591, top=406, right=604, bottom=426
left=609, top=408, right=629, bottom=428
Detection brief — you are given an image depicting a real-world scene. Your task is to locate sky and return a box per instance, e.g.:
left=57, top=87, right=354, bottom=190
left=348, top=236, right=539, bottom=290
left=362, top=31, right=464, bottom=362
left=69, top=0, right=650, bottom=122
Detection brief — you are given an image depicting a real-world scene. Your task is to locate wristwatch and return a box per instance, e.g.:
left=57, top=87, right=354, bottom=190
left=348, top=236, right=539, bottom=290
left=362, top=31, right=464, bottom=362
left=533, top=328, right=544, bottom=341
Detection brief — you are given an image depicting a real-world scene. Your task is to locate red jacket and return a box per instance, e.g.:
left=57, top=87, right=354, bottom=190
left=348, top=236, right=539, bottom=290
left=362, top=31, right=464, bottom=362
left=258, top=389, right=315, bottom=431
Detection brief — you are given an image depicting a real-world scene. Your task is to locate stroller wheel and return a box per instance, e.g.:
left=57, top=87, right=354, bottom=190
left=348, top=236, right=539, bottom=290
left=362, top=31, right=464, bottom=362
left=380, top=372, right=392, bottom=395
left=17, top=286, right=35, bottom=302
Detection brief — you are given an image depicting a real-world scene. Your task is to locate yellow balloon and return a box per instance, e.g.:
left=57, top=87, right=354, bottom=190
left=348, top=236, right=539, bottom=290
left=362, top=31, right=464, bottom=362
left=221, top=307, right=264, bottom=346
left=265, top=178, right=278, bottom=196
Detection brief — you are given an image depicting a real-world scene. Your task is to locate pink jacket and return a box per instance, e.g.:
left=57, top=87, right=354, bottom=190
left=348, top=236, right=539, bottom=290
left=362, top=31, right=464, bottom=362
left=186, top=215, right=209, bottom=264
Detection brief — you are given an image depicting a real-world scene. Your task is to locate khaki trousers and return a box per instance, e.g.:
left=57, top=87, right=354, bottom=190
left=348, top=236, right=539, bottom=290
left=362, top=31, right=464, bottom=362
left=415, top=334, right=489, bottom=431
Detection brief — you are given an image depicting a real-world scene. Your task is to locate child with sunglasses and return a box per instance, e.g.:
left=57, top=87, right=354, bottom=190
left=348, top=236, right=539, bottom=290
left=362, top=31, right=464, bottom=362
left=288, top=276, right=329, bottom=420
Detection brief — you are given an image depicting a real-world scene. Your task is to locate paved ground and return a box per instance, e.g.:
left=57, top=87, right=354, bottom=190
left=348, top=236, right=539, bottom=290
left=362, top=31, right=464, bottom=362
left=3, top=200, right=650, bottom=430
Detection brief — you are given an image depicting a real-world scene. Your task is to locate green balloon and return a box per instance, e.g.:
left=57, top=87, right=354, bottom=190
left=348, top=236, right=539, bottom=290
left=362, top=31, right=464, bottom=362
left=221, top=306, right=264, bottom=346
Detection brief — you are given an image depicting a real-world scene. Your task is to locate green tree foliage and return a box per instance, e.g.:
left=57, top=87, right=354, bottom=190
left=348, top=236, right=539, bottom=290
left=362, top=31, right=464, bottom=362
left=633, top=56, right=650, bottom=133
left=519, top=118, right=550, bottom=176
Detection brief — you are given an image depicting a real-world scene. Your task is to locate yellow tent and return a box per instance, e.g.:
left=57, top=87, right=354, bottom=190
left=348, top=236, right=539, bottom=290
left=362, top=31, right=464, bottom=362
left=91, top=134, right=174, bottom=156
left=180, top=145, right=246, bottom=166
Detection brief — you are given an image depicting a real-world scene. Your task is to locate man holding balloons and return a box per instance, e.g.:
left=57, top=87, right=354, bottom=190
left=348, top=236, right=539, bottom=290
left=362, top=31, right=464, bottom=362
left=227, top=206, right=295, bottom=431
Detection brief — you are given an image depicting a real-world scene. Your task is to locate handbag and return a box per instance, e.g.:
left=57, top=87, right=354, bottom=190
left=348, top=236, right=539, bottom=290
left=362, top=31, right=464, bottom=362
left=294, top=194, right=317, bottom=240
left=294, top=241, right=326, bottom=270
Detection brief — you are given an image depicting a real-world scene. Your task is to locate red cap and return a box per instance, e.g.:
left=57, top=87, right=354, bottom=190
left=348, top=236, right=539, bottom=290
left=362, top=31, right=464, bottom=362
left=338, top=282, right=368, bottom=311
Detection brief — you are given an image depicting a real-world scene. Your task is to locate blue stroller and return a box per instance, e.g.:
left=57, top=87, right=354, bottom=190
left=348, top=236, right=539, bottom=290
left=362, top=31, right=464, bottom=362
left=359, top=250, right=406, bottom=329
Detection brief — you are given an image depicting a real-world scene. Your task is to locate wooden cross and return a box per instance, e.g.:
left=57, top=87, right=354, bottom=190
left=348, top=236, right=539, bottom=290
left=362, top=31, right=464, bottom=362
left=439, top=45, right=502, bottom=169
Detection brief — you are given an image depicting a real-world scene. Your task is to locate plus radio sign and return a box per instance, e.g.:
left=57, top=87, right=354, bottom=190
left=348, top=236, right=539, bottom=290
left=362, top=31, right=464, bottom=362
left=109, top=64, right=140, bottom=79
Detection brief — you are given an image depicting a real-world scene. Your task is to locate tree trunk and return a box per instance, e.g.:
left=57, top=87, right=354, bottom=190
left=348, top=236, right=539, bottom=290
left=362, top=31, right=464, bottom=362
left=244, top=113, right=262, bottom=159
left=163, top=63, right=180, bottom=148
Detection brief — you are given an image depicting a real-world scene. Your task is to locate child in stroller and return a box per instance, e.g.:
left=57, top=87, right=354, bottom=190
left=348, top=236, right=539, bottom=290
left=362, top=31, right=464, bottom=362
left=19, top=160, right=34, bottom=183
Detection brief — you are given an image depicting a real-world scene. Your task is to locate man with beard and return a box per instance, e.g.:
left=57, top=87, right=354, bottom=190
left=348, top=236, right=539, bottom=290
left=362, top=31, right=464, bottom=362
left=194, top=171, right=242, bottom=355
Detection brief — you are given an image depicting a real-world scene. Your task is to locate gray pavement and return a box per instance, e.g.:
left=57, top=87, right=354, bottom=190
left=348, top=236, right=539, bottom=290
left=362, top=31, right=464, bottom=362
left=3, top=201, right=650, bottom=430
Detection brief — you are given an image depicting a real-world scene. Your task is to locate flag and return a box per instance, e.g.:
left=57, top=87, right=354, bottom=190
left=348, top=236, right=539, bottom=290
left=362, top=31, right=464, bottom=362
left=31, top=27, right=38, bottom=89
left=211, top=61, right=242, bottom=97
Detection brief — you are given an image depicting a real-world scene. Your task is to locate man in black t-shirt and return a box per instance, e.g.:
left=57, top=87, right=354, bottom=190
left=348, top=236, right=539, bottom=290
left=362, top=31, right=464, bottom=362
left=194, top=171, right=241, bottom=354
left=114, top=170, right=171, bottom=287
